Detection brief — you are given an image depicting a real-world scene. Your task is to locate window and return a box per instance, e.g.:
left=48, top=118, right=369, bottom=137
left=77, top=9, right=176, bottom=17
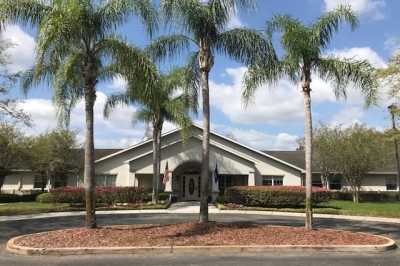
left=33, top=176, right=47, bottom=189
left=329, top=181, right=342, bottom=190
left=312, top=179, right=323, bottom=187
left=386, top=177, right=397, bottom=191
left=262, top=177, right=273, bottom=186
left=262, top=176, right=283, bottom=186
left=53, top=176, right=68, bottom=188
left=218, top=175, right=247, bottom=194
left=95, top=174, right=116, bottom=187
left=273, top=177, right=283, bottom=186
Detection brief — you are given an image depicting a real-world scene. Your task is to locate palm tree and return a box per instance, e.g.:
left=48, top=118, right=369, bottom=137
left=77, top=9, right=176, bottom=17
left=104, top=64, right=196, bottom=204
left=377, top=51, right=400, bottom=196
left=0, top=0, right=158, bottom=228
left=243, top=6, right=377, bottom=230
left=149, top=0, right=276, bottom=223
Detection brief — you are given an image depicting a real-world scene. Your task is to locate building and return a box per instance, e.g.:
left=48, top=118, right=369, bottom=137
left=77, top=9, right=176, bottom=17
left=2, top=125, right=399, bottom=198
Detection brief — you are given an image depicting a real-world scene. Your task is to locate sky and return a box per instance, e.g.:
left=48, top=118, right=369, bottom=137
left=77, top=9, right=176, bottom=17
left=0, top=0, right=399, bottom=151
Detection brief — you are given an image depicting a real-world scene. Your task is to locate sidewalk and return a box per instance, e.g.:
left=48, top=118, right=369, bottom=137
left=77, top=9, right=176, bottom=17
left=1, top=202, right=400, bottom=224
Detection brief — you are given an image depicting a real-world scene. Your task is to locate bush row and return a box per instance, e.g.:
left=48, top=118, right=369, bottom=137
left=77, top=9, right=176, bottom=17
left=0, top=193, right=42, bottom=203
left=224, top=186, right=330, bottom=207
left=45, top=187, right=148, bottom=205
left=36, top=187, right=172, bottom=205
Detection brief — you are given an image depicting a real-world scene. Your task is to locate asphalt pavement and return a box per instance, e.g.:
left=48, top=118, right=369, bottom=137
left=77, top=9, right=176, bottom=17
left=0, top=213, right=399, bottom=266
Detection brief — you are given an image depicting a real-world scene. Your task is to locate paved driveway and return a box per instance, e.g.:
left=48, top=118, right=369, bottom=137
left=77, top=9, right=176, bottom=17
left=0, top=213, right=399, bottom=265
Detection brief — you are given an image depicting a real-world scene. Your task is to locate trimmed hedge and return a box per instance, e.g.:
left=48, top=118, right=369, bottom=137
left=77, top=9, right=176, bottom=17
left=36, top=193, right=56, bottom=203
left=330, top=191, right=400, bottom=202
left=225, top=186, right=330, bottom=207
left=0, top=193, right=42, bottom=203
left=48, top=187, right=148, bottom=205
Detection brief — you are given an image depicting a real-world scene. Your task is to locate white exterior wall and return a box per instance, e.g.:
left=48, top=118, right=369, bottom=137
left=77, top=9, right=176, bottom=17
left=341, top=175, right=396, bottom=192
left=133, top=138, right=255, bottom=175
left=1, top=172, right=35, bottom=192
left=93, top=127, right=304, bottom=189
left=2, top=126, right=395, bottom=194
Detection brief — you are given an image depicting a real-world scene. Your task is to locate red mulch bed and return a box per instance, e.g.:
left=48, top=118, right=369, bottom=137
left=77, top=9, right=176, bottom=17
left=14, top=222, right=389, bottom=248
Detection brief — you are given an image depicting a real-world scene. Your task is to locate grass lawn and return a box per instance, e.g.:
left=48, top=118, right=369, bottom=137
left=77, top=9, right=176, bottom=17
left=316, top=200, right=400, bottom=218
left=0, top=202, right=72, bottom=216
left=219, top=200, right=400, bottom=218
left=0, top=201, right=170, bottom=216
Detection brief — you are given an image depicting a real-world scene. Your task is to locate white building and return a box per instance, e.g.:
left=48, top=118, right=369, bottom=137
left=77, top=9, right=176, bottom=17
left=2, top=125, right=399, bottom=198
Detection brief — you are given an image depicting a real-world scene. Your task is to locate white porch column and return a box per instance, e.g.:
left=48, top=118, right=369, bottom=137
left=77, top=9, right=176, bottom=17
left=248, top=171, right=256, bottom=186
left=129, top=171, right=138, bottom=187
left=164, top=174, right=172, bottom=192
left=45, top=177, right=52, bottom=191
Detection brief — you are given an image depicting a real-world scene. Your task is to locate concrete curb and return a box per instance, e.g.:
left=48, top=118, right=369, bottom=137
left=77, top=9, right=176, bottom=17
left=6, top=233, right=397, bottom=256
left=1, top=209, right=400, bottom=224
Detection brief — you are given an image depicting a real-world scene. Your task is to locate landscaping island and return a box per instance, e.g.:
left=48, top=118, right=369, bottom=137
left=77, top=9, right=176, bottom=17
left=7, top=222, right=396, bottom=256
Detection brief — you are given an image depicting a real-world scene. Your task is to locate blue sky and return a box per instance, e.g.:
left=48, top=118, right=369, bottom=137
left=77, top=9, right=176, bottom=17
left=0, top=0, right=398, bottom=150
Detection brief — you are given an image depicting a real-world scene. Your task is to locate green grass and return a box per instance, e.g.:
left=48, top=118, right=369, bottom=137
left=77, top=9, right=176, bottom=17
left=218, top=200, right=400, bottom=218
left=316, top=200, right=400, bottom=218
left=0, top=202, right=72, bottom=216
left=0, top=201, right=170, bottom=216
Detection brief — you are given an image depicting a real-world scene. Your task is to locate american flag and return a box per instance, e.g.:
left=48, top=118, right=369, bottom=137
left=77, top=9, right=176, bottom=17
left=162, top=161, right=172, bottom=184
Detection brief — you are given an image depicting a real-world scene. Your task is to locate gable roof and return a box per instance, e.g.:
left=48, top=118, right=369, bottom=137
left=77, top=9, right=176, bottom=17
left=263, top=150, right=307, bottom=171
left=95, top=124, right=305, bottom=173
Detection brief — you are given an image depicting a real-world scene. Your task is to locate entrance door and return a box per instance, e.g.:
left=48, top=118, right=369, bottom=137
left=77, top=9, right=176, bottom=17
left=182, top=175, right=200, bottom=201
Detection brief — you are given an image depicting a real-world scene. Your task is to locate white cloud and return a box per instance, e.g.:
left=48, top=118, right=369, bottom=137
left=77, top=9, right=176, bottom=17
left=330, top=106, right=364, bottom=127
left=384, top=37, right=400, bottom=53
left=227, top=12, right=244, bottom=29
left=209, top=47, right=386, bottom=128
left=0, top=25, right=36, bottom=73
left=210, top=67, right=304, bottom=125
left=324, top=0, right=386, bottom=20
left=105, top=75, right=128, bottom=93
left=328, top=47, right=387, bottom=68
left=210, top=123, right=299, bottom=150
left=16, top=91, right=146, bottom=148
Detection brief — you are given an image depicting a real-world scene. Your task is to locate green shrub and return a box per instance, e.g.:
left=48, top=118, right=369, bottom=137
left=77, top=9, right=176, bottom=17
left=36, top=193, right=56, bottom=203
left=49, top=187, right=147, bottom=205
left=158, top=192, right=171, bottom=201
left=225, top=186, right=330, bottom=208
left=0, top=193, right=42, bottom=203
left=330, top=191, right=400, bottom=202
left=216, top=195, right=225, bottom=204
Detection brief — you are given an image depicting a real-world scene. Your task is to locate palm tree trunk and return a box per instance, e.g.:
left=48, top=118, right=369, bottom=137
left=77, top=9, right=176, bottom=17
left=84, top=87, right=96, bottom=229
left=199, top=69, right=210, bottom=223
left=390, top=110, right=400, bottom=195
left=303, top=85, right=313, bottom=230
left=152, top=123, right=159, bottom=204
left=157, top=124, right=162, bottom=195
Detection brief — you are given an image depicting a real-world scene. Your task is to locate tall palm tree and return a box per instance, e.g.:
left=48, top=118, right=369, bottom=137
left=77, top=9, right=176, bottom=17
left=377, top=51, right=400, bottom=196
left=149, top=0, right=276, bottom=223
left=0, top=0, right=158, bottom=228
left=243, top=6, right=377, bottom=230
left=104, top=62, right=196, bottom=204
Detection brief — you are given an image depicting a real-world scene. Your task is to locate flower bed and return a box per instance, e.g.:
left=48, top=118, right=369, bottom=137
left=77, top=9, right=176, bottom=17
left=44, top=187, right=148, bottom=205
left=12, top=222, right=390, bottom=249
left=224, top=186, right=330, bottom=207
